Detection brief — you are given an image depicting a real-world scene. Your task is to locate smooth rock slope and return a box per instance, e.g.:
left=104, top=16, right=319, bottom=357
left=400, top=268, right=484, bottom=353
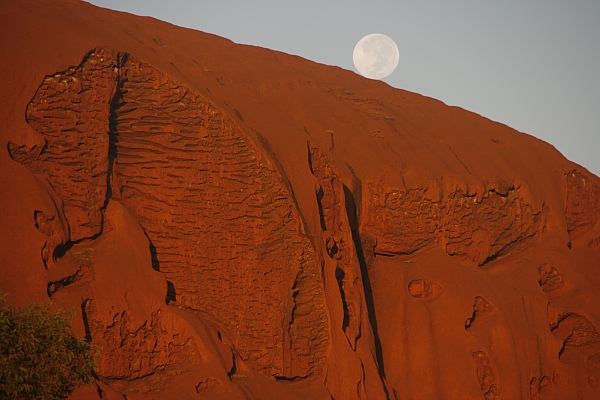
left=1, top=1, right=599, bottom=399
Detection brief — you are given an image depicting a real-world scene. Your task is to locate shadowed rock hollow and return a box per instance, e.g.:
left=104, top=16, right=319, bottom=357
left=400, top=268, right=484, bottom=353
left=1, top=1, right=600, bottom=399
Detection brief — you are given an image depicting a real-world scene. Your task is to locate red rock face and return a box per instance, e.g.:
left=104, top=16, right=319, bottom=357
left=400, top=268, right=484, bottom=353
left=362, top=179, right=543, bottom=265
left=13, top=47, right=329, bottom=380
left=110, top=52, right=330, bottom=379
left=1, top=1, right=600, bottom=399
left=566, top=169, right=600, bottom=238
left=10, top=49, right=118, bottom=242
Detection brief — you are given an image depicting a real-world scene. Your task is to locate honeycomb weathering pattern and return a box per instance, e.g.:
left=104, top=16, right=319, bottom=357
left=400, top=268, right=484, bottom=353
left=14, top=48, right=329, bottom=378
left=565, top=169, right=600, bottom=238
left=13, top=50, right=119, bottom=241
left=83, top=299, right=195, bottom=380
left=362, top=182, right=544, bottom=265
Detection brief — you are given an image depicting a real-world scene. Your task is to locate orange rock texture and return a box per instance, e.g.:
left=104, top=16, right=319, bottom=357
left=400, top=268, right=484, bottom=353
left=1, top=1, right=600, bottom=399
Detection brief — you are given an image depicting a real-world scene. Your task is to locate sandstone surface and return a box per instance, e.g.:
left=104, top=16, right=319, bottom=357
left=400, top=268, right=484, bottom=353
left=1, top=1, right=600, bottom=399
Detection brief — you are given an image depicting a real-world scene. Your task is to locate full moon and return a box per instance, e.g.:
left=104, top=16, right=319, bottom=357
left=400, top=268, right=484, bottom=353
left=353, top=34, right=399, bottom=80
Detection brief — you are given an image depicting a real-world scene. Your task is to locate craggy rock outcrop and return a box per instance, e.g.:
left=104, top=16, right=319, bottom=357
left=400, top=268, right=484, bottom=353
left=107, top=50, right=329, bottom=379
left=13, top=47, right=330, bottom=382
left=565, top=169, right=600, bottom=239
left=9, top=50, right=118, bottom=241
left=362, top=179, right=543, bottom=265
left=1, top=1, right=600, bottom=399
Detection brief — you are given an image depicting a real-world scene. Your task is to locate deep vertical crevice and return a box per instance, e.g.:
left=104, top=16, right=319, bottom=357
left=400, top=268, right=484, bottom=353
left=335, top=267, right=350, bottom=330
left=104, top=52, right=127, bottom=209
left=166, top=281, right=177, bottom=304
left=105, top=106, right=116, bottom=205
left=81, top=299, right=92, bottom=342
left=343, top=184, right=387, bottom=380
left=316, top=187, right=327, bottom=231
left=308, top=145, right=328, bottom=231
left=142, top=230, right=161, bottom=272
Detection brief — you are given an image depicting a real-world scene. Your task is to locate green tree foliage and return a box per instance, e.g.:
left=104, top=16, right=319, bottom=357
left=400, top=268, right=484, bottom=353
left=0, top=294, right=96, bottom=399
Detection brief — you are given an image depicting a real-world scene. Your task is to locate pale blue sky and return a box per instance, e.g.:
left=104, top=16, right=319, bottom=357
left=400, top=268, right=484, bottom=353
left=85, top=0, right=600, bottom=176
